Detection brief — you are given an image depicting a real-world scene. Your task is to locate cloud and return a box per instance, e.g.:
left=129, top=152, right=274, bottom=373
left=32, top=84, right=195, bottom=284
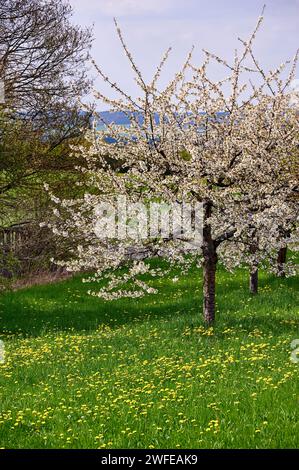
left=68, top=0, right=299, bottom=109
left=70, top=0, right=173, bottom=17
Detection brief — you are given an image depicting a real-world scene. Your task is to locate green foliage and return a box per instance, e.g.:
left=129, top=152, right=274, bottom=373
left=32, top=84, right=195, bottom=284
left=0, top=249, right=19, bottom=292
left=0, top=111, right=91, bottom=276
left=179, top=148, right=191, bottom=161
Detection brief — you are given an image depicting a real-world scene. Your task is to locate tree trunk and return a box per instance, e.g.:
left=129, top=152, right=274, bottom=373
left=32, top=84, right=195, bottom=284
left=202, top=201, right=217, bottom=325
left=203, top=250, right=217, bottom=325
left=249, top=268, right=258, bottom=294
left=277, top=246, right=287, bottom=278
left=249, top=242, right=258, bottom=294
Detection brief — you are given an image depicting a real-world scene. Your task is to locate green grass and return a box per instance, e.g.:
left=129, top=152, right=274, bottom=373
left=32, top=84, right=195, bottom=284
left=0, top=261, right=298, bottom=449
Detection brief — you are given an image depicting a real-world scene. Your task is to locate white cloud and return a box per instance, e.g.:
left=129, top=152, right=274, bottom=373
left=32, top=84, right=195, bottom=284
left=71, top=0, right=173, bottom=17
left=68, top=0, right=299, bottom=109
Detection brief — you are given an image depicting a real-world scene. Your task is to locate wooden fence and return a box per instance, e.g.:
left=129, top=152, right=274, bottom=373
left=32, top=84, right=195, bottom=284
left=0, top=224, right=29, bottom=252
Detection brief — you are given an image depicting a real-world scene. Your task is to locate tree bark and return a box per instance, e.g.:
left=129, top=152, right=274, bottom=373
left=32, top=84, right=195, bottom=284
left=249, top=268, right=258, bottom=294
left=203, top=249, right=217, bottom=325
left=202, top=201, right=217, bottom=325
left=249, top=242, right=258, bottom=294
left=277, top=246, right=287, bottom=277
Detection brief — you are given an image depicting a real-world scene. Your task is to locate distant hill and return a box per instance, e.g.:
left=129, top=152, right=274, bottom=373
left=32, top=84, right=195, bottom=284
left=96, top=111, right=228, bottom=126
left=97, top=111, right=161, bottom=127
left=98, top=111, right=132, bottom=126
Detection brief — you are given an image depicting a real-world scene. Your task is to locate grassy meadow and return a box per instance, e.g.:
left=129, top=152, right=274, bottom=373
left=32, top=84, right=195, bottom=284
left=0, top=261, right=298, bottom=449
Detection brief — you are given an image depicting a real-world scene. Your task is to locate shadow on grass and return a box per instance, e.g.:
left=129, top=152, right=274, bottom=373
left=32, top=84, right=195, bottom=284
left=0, top=264, right=298, bottom=338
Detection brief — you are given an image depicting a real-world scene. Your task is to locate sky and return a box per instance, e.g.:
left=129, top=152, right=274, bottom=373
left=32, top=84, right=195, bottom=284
left=69, top=0, right=299, bottom=109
